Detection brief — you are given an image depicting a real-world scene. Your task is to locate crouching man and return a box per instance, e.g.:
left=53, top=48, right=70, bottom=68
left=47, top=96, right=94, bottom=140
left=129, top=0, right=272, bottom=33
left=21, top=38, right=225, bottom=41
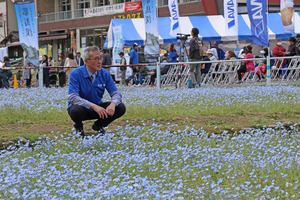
left=68, top=46, right=126, bottom=136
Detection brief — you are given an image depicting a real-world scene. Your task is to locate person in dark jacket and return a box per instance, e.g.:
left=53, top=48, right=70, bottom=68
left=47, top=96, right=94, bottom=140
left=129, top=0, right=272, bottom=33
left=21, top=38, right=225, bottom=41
left=57, top=54, right=66, bottom=87
left=285, top=37, right=297, bottom=57
left=134, top=65, right=149, bottom=86
left=295, top=34, right=300, bottom=55
left=2, top=57, right=12, bottom=88
left=285, top=37, right=297, bottom=66
left=189, top=28, right=202, bottom=88
left=149, top=53, right=171, bottom=86
left=101, top=49, right=112, bottom=72
left=41, top=55, right=50, bottom=88
left=76, top=52, right=85, bottom=66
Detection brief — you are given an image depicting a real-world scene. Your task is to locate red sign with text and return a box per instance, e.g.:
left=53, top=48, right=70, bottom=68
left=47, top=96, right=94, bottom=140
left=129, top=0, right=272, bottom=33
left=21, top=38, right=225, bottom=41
left=125, top=1, right=142, bottom=12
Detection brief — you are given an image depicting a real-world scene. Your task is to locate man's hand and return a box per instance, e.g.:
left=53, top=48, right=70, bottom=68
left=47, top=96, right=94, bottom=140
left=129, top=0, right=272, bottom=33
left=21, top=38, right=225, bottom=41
left=91, top=104, right=108, bottom=119
left=106, top=103, right=116, bottom=116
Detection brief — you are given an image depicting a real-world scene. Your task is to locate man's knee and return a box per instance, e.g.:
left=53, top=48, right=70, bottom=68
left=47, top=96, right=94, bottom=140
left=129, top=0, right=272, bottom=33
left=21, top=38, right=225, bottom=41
left=116, top=103, right=126, bottom=117
left=68, top=105, right=86, bottom=118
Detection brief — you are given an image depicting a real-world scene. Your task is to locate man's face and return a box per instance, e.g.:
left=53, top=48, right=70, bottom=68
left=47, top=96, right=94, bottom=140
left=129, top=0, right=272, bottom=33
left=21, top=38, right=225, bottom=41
left=77, top=53, right=80, bottom=58
left=134, top=46, right=138, bottom=50
left=296, top=37, right=300, bottom=41
left=85, top=51, right=102, bottom=72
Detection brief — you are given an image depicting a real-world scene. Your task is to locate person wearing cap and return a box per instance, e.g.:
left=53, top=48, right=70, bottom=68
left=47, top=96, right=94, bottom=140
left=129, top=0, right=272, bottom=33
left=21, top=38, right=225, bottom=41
left=76, top=52, right=84, bottom=67
left=68, top=46, right=126, bottom=137
left=237, top=45, right=254, bottom=83
left=119, top=52, right=127, bottom=85
left=201, top=49, right=217, bottom=76
left=295, top=34, right=300, bottom=55
left=126, top=43, right=139, bottom=84
left=189, top=28, right=202, bottom=88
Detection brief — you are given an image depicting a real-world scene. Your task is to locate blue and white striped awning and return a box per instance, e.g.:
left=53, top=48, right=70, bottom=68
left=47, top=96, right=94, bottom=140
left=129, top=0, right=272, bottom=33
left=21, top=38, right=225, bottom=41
left=104, top=12, right=300, bottom=48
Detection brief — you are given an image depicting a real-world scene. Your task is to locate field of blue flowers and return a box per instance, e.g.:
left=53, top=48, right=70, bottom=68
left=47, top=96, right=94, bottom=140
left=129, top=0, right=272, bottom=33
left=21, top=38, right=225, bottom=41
left=0, top=85, right=300, bottom=198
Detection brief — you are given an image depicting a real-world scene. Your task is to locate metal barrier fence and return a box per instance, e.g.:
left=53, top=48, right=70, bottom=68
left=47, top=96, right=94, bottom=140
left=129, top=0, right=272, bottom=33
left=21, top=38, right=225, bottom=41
left=155, top=56, right=300, bottom=89
left=3, top=56, right=300, bottom=89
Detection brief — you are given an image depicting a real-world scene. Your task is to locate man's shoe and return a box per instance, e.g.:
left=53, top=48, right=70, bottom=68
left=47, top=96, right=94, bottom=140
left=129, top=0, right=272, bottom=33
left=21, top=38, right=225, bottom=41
left=75, top=127, right=84, bottom=137
left=92, top=122, right=107, bottom=136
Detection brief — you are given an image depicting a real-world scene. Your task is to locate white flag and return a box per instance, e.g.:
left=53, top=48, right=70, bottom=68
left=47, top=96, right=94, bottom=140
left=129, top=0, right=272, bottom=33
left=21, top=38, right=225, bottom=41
left=168, top=0, right=180, bottom=37
left=224, top=0, right=238, bottom=36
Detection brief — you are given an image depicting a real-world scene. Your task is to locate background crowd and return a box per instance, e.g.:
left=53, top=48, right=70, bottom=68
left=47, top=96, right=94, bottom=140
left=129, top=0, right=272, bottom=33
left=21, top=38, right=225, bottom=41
left=1, top=32, right=300, bottom=89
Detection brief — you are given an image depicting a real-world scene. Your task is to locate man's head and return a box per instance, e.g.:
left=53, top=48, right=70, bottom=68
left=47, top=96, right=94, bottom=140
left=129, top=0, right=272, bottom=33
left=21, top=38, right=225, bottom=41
left=133, top=43, right=138, bottom=50
left=83, top=46, right=102, bottom=73
left=102, top=49, right=108, bottom=54
left=76, top=52, right=81, bottom=58
left=296, top=33, right=300, bottom=41
left=191, top=28, right=199, bottom=37
left=119, top=52, right=124, bottom=57
left=289, top=37, right=296, bottom=44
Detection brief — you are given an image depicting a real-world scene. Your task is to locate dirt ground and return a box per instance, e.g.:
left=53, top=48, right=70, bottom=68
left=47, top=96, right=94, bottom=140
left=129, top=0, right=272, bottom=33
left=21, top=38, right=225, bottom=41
left=1, top=112, right=299, bottom=150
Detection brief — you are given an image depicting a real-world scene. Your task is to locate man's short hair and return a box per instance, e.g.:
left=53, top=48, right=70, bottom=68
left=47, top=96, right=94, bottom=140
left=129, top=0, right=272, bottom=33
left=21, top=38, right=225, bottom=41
left=119, top=52, right=124, bottom=56
left=83, top=46, right=100, bottom=60
left=76, top=52, right=81, bottom=55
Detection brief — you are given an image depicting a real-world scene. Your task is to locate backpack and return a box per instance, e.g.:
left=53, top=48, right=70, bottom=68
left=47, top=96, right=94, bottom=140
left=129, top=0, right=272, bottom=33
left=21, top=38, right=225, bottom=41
left=194, top=38, right=204, bottom=57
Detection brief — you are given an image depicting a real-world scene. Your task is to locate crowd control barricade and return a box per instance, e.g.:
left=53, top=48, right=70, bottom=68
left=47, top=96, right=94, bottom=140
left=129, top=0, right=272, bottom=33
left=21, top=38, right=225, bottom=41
left=157, top=55, right=300, bottom=88
left=4, top=56, right=300, bottom=89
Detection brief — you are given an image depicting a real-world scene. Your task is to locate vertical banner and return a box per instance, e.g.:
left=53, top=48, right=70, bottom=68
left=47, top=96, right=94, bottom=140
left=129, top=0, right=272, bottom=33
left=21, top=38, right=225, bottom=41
left=71, top=31, right=77, bottom=52
left=247, top=0, right=269, bottom=47
left=112, top=25, right=124, bottom=59
left=168, top=0, right=180, bottom=37
left=280, top=0, right=294, bottom=33
left=224, top=0, right=238, bottom=36
left=141, top=0, right=159, bottom=58
left=14, top=0, right=39, bottom=67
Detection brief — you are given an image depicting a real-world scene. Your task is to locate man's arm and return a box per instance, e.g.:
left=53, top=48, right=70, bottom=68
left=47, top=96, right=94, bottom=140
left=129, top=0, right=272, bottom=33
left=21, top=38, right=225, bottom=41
left=68, top=93, right=93, bottom=109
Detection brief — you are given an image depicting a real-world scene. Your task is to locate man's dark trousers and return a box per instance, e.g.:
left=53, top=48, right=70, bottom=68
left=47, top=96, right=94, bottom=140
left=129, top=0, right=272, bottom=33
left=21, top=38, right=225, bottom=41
left=68, top=102, right=126, bottom=129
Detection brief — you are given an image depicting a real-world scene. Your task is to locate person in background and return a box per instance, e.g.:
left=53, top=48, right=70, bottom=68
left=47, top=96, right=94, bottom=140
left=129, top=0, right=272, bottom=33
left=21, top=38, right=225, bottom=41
left=169, top=44, right=178, bottom=63
left=76, top=52, right=84, bottom=67
left=41, top=55, right=50, bottom=88
left=273, top=39, right=287, bottom=67
left=119, top=52, right=127, bottom=86
left=2, top=57, right=12, bottom=88
left=295, top=33, right=300, bottom=55
left=126, top=43, right=139, bottom=85
left=64, top=52, right=77, bottom=81
left=23, top=54, right=32, bottom=88
left=189, top=27, right=202, bottom=88
left=101, top=49, right=112, bottom=72
left=285, top=37, right=297, bottom=57
left=149, top=53, right=171, bottom=87
left=68, top=46, right=126, bottom=136
left=237, top=45, right=254, bottom=83
left=202, top=49, right=217, bottom=76
left=134, top=65, right=149, bottom=86
left=48, top=56, right=54, bottom=67
left=57, top=54, right=66, bottom=87
left=211, top=43, right=225, bottom=60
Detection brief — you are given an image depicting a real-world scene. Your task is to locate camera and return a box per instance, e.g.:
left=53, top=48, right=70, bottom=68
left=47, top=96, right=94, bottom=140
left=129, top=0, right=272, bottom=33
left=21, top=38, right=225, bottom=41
left=176, top=33, right=190, bottom=40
